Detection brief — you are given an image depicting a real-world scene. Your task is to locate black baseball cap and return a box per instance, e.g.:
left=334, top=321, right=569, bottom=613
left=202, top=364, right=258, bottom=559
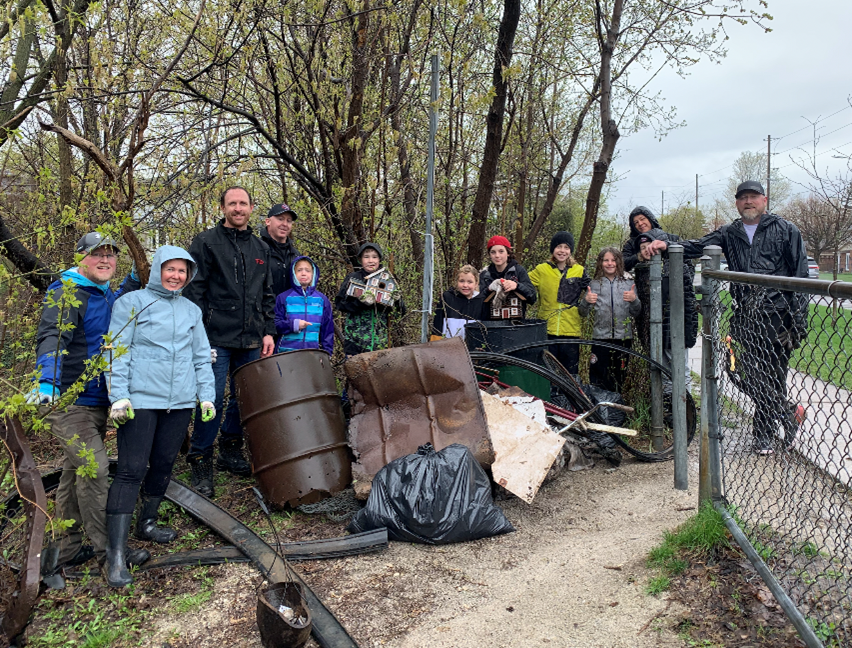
left=76, top=232, right=119, bottom=254
left=735, top=181, right=765, bottom=198
left=266, top=203, right=298, bottom=220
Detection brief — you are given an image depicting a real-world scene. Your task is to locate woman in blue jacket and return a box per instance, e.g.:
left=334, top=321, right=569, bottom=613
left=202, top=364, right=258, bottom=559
left=103, top=245, right=216, bottom=587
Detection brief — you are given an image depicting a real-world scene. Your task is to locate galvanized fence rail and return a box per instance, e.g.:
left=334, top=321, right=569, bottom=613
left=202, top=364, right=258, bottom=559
left=699, top=246, right=852, bottom=648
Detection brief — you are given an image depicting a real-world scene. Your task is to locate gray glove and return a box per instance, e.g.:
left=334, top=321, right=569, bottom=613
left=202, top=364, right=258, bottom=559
left=210, top=348, right=217, bottom=364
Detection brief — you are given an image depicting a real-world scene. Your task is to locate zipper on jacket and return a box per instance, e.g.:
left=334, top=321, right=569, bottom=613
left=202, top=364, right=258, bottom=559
left=168, top=297, right=176, bottom=409
left=610, top=279, right=615, bottom=338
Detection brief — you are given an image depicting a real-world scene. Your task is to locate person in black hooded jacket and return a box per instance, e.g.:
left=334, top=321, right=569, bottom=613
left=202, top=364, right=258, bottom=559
left=622, top=206, right=684, bottom=272
left=335, top=242, right=405, bottom=356
left=632, top=230, right=698, bottom=387
left=431, top=264, right=485, bottom=339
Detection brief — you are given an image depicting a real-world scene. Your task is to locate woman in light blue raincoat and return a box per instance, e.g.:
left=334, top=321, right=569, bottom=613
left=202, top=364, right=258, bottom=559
left=103, top=245, right=215, bottom=587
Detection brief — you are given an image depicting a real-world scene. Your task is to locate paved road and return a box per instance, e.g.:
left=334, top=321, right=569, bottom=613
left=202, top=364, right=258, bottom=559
left=690, top=342, right=852, bottom=487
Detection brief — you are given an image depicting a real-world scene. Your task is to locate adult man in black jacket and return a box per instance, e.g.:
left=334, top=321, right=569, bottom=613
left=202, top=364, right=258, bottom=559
left=647, top=181, right=809, bottom=454
left=259, top=202, right=300, bottom=296
left=183, top=186, right=277, bottom=495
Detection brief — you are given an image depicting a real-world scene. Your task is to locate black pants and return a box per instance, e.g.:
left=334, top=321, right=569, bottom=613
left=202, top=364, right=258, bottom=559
left=731, top=312, right=795, bottom=445
left=548, top=335, right=579, bottom=375
left=107, top=409, right=193, bottom=515
left=589, top=339, right=632, bottom=394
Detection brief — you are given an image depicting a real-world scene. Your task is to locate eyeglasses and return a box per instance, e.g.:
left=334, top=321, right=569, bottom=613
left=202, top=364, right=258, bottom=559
left=90, top=252, right=117, bottom=261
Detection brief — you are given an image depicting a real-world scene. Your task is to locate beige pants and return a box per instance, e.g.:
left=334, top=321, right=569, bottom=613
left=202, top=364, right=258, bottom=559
left=46, top=405, right=110, bottom=563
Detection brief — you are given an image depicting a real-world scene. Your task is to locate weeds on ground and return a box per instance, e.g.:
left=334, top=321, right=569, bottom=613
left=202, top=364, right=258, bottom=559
left=646, top=502, right=729, bottom=596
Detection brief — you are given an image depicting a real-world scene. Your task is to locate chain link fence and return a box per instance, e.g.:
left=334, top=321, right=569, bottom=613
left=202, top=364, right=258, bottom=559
left=703, top=261, right=852, bottom=647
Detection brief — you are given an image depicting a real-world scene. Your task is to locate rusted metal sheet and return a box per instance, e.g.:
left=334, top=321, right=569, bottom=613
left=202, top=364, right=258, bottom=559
left=479, top=392, right=565, bottom=503
left=233, top=350, right=352, bottom=508
left=1, top=417, right=46, bottom=644
left=345, top=337, right=492, bottom=491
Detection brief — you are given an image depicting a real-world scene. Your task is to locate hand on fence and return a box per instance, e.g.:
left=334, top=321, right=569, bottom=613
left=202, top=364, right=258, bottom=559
left=110, top=399, right=135, bottom=425
left=200, top=401, right=216, bottom=423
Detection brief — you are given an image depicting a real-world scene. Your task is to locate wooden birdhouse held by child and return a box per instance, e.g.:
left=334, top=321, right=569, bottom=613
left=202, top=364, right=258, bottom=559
left=490, top=293, right=523, bottom=320
left=346, top=267, right=399, bottom=306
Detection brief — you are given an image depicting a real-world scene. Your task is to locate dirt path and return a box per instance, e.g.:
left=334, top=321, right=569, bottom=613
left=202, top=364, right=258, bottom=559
left=150, top=455, right=701, bottom=648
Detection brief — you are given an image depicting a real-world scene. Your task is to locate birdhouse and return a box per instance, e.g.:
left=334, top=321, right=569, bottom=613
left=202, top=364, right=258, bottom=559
left=490, top=293, right=522, bottom=320
left=346, top=267, right=399, bottom=306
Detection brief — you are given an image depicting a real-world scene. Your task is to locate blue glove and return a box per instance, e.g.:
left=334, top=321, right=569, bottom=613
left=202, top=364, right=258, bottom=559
left=26, top=382, right=59, bottom=405
left=130, top=260, right=139, bottom=281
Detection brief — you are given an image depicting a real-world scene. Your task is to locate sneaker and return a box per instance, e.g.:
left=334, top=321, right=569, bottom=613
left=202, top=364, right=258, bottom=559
left=754, top=443, right=774, bottom=456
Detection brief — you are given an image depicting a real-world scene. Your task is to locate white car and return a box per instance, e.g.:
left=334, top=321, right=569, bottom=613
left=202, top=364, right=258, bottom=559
left=807, top=257, right=820, bottom=279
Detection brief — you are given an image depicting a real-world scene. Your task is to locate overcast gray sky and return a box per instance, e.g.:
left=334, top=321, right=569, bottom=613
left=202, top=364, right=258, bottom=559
left=607, top=0, right=852, bottom=220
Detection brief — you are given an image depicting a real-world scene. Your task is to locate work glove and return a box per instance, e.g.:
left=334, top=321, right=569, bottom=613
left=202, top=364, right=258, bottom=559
left=210, top=348, right=217, bottom=364
left=200, top=401, right=215, bottom=423
left=26, top=382, right=59, bottom=405
left=130, top=260, right=138, bottom=281
left=110, top=399, right=134, bottom=425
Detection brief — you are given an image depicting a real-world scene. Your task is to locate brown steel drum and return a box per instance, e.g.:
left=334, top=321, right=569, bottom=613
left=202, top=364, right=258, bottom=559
left=233, top=350, right=351, bottom=507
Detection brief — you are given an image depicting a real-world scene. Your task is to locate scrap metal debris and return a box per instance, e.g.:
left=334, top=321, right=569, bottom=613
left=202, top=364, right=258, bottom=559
left=0, top=417, right=46, bottom=646
left=345, top=337, right=493, bottom=498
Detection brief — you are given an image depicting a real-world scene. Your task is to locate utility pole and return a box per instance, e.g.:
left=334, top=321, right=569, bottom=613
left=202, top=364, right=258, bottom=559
left=695, top=174, right=699, bottom=219
left=766, top=134, right=772, bottom=210
left=661, top=190, right=664, bottom=217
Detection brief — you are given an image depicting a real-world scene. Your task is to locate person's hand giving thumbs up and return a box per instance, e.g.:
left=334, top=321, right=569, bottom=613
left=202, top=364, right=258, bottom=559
left=623, top=283, right=636, bottom=302
left=584, top=286, right=598, bottom=304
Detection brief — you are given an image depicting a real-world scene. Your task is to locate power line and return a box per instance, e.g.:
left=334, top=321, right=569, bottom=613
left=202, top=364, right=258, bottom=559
left=773, top=105, right=852, bottom=141
left=773, top=121, right=852, bottom=156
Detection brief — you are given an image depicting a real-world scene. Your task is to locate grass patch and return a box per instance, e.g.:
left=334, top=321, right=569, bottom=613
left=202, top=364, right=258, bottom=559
left=646, top=503, right=729, bottom=597
left=791, top=302, right=852, bottom=389
left=170, top=589, right=212, bottom=614
left=646, top=574, right=671, bottom=595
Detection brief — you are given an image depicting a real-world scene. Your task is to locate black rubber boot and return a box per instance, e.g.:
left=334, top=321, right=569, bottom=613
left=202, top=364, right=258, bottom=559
left=105, top=514, right=134, bottom=587
left=127, top=547, right=150, bottom=566
left=188, top=455, right=214, bottom=497
left=216, top=437, right=251, bottom=476
left=135, top=494, right=178, bottom=544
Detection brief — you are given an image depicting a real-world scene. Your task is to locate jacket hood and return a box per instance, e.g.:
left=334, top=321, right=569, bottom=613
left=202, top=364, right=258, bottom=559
left=289, top=255, right=319, bottom=292
left=60, top=268, right=110, bottom=293
left=357, top=242, right=384, bottom=262
left=148, top=245, right=197, bottom=297
left=629, top=206, right=661, bottom=237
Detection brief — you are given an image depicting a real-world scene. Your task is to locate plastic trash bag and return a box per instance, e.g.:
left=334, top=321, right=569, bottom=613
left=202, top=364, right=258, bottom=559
left=348, top=443, right=515, bottom=545
left=579, top=382, right=627, bottom=428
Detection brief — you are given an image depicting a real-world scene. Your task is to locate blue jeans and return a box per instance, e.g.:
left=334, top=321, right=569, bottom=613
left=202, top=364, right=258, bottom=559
left=188, top=346, right=260, bottom=460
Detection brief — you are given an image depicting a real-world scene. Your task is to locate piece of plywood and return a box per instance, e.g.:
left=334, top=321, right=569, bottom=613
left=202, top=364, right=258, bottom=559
left=480, top=391, right=565, bottom=504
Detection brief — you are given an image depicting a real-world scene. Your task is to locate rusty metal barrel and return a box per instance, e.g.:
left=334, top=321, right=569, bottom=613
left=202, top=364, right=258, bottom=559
left=233, top=350, right=351, bottom=508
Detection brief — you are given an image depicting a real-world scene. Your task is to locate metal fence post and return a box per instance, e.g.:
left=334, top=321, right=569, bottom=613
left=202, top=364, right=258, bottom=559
left=699, top=246, right=722, bottom=505
left=668, top=244, right=687, bottom=490
left=650, top=254, right=664, bottom=451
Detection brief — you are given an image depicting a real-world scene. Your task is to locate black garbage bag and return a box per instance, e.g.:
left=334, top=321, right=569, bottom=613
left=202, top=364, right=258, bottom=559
left=348, top=443, right=515, bottom=545
left=580, top=382, right=627, bottom=428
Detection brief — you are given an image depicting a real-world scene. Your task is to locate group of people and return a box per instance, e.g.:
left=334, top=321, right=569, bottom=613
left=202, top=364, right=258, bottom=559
left=30, top=180, right=808, bottom=588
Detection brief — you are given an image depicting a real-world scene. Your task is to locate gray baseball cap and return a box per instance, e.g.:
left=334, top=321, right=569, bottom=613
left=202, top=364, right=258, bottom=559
left=735, top=181, right=765, bottom=198
left=76, top=232, right=120, bottom=254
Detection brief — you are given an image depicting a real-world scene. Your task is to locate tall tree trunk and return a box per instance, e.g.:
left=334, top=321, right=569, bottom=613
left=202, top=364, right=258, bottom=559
left=466, top=0, right=521, bottom=264
left=522, top=89, right=597, bottom=256
left=576, top=0, right=623, bottom=265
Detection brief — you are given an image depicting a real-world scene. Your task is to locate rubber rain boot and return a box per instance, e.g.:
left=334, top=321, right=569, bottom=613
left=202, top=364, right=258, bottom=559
left=216, top=437, right=251, bottom=476
left=188, top=455, right=214, bottom=497
left=135, top=494, right=178, bottom=543
left=105, top=514, right=134, bottom=587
